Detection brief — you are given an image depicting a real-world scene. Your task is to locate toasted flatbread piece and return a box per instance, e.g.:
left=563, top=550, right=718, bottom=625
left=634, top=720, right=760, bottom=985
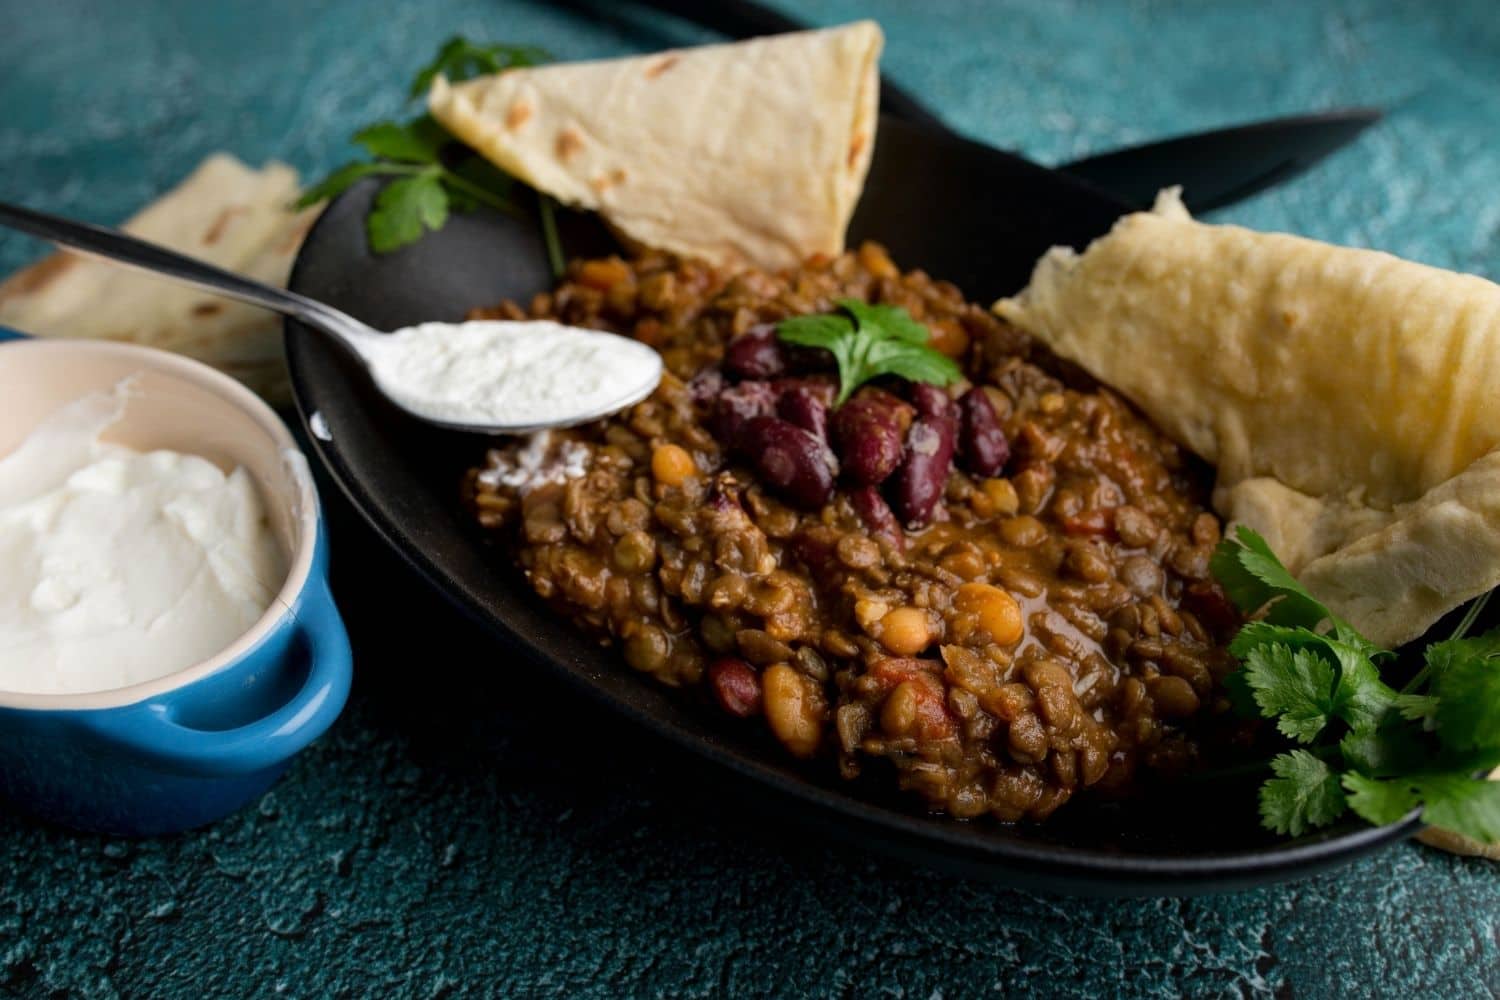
left=428, top=22, right=882, bottom=271
left=995, top=189, right=1500, bottom=649
left=0, top=154, right=319, bottom=403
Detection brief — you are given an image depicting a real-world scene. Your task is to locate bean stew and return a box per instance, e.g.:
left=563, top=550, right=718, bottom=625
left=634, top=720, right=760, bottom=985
left=464, top=244, right=1242, bottom=823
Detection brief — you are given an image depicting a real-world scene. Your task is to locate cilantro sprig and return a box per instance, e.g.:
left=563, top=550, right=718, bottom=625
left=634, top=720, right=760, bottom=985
left=296, top=37, right=561, bottom=263
left=408, top=36, right=548, bottom=98
left=776, top=300, right=962, bottom=406
left=1213, top=526, right=1500, bottom=843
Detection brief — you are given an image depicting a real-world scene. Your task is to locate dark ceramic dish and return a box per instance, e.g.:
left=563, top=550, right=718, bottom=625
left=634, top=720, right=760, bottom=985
left=285, top=115, right=1421, bottom=895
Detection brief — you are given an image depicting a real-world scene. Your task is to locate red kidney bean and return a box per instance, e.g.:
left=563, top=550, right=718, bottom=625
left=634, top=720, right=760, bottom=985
left=707, top=657, right=762, bottom=717
left=723, top=324, right=786, bottom=380
left=910, top=383, right=955, bottom=421
left=1183, top=580, right=1240, bottom=636
left=850, top=485, right=905, bottom=550
left=891, top=412, right=957, bottom=528
left=688, top=366, right=727, bottom=407
left=777, top=383, right=831, bottom=440
left=831, top=391, right=910, bottom=485
left=775, top=375, right=836, bottom=406
left=957, top=387, right=1010, bottom=477
left=710, top=380, right=780, bottom=450
left=783, top=344, right=837, bottom=374
left=743, top=416, right=838, bottom=508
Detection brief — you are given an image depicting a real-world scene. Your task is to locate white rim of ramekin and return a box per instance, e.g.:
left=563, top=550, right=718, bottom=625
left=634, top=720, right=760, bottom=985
left=0, top=339, right=320, bottom=712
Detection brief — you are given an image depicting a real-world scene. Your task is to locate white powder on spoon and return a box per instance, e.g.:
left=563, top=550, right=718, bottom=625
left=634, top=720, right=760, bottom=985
left=361, top=320, right=662, bottom=430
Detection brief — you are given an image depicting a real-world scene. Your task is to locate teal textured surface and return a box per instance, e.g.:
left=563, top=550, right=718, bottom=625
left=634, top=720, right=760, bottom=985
left=1, top=1, right=1499, bottom=996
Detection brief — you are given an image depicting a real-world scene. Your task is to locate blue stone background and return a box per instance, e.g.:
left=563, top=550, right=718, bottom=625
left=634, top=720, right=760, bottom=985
left=2, top=1, right=1499, bottom=996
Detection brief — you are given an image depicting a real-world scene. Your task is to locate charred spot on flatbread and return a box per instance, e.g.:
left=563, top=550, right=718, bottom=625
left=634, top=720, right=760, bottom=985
left=590, top=168, right=628, bottom=195
left=848, top=131, right=867, bottom=170
left=555, top=128, right=585, bottom=163
left=644, top=55, right=679, bottom=79
left=0, top=253, right=77, bottom=299
left=202, top=205, right=247, bottom=245
left=506, top=100, right=533, bottom=131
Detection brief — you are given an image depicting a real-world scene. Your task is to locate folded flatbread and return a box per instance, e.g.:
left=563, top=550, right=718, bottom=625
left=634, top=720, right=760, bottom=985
left=0, top=154, right=319, bottom=404
left=428, top=22, right=882, bottom=272
left=996, top=189, right=1500, bottom=649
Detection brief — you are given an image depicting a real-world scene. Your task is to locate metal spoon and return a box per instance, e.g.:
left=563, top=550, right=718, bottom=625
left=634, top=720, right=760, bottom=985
left=0, top=200, right=661, bottom=435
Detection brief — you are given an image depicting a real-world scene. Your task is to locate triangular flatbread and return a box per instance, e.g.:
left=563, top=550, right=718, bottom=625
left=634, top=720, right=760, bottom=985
left=428, top=22, right=882, bottom=271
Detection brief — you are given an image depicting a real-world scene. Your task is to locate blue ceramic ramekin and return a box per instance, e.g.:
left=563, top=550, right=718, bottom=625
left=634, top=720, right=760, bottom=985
left=0, top=331, right=352, bottom=835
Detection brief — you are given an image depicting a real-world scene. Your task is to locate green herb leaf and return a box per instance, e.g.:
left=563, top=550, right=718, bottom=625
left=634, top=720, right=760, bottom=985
left=1341, top=772, right=1419, bottom=826
left=1427, top=632, right=1500, bottom=753
left=410, top=36, right=550, bottom=96
left=1213, top=526, right=1500, bottom=846
left=1212, top=526, right=1327, bottom=630
left=776, top=301, right=961, bottom=406
left=1339, top=720, right=1429, bottom=777
left=352, top=118, right=447, bottom=164
left=1260, top=750, right=1348, bottom=836
left=1331, top=655, right=1397, bottom=732
left=775, top=313, right=855, bottom=350
left=366, top=172, right=449, bottom=253
left=838, top=298, right=930, bottom=344
left=298, top=37, right=549, bottom=254
left=1241, top=644, right=1336, bottom=743
left=1393, top=692, right=1439, bottom=723
left=295, top=162, right=405, bottom=209
left=1418, top=774, right=1500, bottom=843
left=1345, top=773, right=1500, bottom=843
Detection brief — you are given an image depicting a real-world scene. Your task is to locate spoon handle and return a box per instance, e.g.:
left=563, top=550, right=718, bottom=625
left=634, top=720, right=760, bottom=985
left=0, top=200, right=377, bottom=347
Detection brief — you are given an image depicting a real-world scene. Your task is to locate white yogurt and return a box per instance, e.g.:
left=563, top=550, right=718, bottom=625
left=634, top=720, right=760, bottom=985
left=360, top=320, right=662, bottom=429
left=0, top=385, right=287, bottom=695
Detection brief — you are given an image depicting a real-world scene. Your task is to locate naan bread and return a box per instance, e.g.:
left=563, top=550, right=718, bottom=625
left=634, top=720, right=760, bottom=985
left=0, top=154, right=319, bottom=404
left=995, top=189, right=1500, bottom=649
left=428, top=22, right=882, bottom=272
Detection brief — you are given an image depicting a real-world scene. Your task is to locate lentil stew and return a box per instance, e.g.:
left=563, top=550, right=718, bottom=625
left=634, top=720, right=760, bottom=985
left=464, top=244, right=1242, bottom=824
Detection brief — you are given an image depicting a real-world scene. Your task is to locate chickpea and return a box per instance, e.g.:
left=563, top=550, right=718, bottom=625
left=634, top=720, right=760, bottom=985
left=939, top=545, right=987, bottom=581
left=927, top=318, right=970, bottom=358
left=881, top=681, right=922, bottom=737
left=999, top=515, right=1047, bottom=548
left=953, top=583, right=1024, bottom=646
left=877, top=606, right=933, bottom=656
left=575, top=257, right=632, bottom=290
left=650, top=443, right=697, bottom=487
left=762, top=663, right=824, bottom=758
left=982, top=478, right=1020, bottom=517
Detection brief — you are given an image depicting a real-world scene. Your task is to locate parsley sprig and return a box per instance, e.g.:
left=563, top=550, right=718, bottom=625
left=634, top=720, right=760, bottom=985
left=1213, top=526, right=1500, bottom=843
left=296, top=37, right=561, bottom=263
left=776, top=300, right=962, bottom=406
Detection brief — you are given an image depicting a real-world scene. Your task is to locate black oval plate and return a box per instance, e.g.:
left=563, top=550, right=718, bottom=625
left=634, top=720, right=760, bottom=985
left=285, top=116, right=1419, bottom=895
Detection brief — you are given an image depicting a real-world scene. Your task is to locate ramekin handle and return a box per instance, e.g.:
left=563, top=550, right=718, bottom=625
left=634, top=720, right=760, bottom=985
left=78, top=575, right=352, bottom=778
